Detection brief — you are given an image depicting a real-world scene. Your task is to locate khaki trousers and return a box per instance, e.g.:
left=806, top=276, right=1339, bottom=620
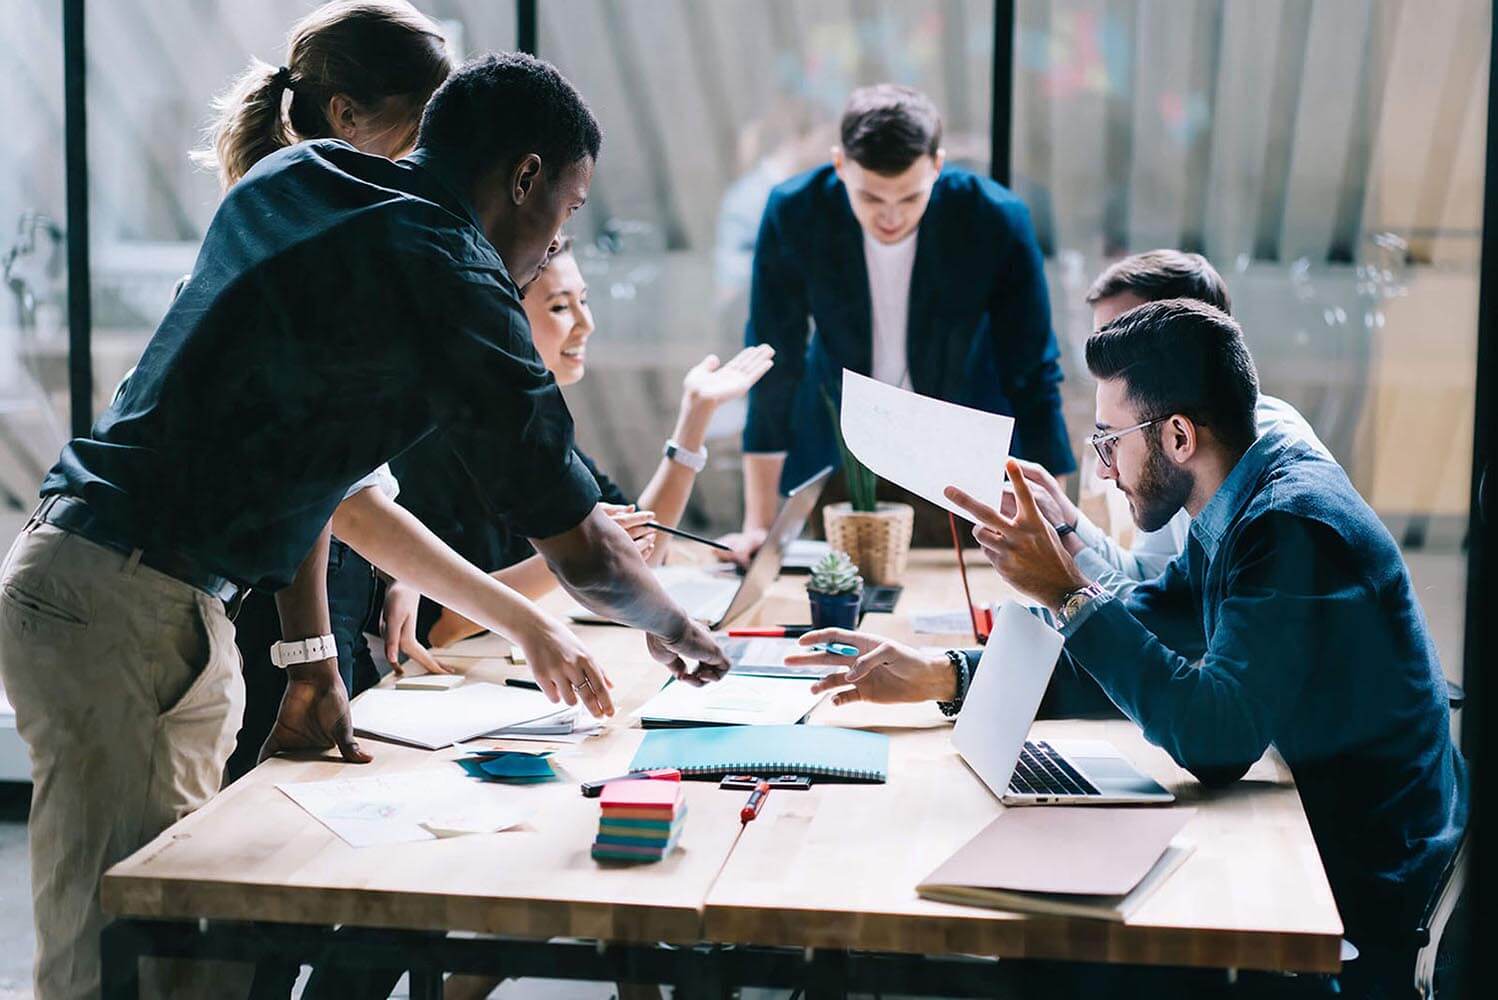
left=0, top=523, right=245, bottom=1000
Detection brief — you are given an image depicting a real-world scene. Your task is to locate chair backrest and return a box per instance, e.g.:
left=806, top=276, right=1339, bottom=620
left=1414, top=829, right=1469, bottom=998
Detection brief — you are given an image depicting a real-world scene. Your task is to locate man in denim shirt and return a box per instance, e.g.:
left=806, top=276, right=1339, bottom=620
left=944, top=298, right=1467, bottom=995
left=803, top=298, right=1466, bottom=995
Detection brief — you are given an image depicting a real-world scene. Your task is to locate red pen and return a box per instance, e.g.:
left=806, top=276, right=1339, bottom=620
left=740, top=780, right=770, bottom=823
left=726, top=626, right=813, bottom=638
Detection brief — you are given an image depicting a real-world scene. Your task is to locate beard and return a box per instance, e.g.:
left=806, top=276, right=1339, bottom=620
left=1127, top=436, right=1194, bottom=533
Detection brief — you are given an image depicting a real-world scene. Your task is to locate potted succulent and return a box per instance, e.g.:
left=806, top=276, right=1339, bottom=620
left=806, top=550, right=864, bottom=629
left=821, top=392, right=914, bottom=585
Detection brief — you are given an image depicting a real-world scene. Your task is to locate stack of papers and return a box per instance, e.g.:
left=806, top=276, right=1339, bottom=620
left=277, top=769, right=534, bottom=847
left=633, top=674, right=826, bottom=728
left=456, top=749, right=559, bottom=784
left=485, top=706, right=603, bottom=744
left=592, top=780, right=687, bottom=862
left=352, top=682, right=558, bottom=750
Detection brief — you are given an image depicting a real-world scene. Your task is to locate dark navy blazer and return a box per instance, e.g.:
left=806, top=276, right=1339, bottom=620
left=741, top=164, right=1075, bottom=489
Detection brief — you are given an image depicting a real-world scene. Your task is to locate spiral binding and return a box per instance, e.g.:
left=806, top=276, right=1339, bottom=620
left=668, top=761, right=882, bottom=780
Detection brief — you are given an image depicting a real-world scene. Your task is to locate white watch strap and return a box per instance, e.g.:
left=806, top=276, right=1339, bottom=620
left=269, top=633, right=338, bottom=668
left=663, top=438, right=707, bottom=472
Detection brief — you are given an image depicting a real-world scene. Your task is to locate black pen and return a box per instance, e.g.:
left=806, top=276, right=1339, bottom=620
left=644, top=521, right=733, bottom=552
left=504, top=677, right=541, bottom=690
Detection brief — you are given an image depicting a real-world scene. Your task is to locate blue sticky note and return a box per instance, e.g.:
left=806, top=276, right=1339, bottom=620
left=458, top=751, right=558, bottom=783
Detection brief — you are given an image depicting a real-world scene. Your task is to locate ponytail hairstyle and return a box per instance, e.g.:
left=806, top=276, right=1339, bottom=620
left=192, top=1, right=452, bottom=190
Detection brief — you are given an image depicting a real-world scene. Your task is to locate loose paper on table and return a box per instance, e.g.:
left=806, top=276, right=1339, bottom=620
left=634, top=673, right=826, bottom=727
left=353, top=682, right=559, bottom=750
left=278, top=769, right=535, bottom=848
left=839, top=370, right=1014, bottom=522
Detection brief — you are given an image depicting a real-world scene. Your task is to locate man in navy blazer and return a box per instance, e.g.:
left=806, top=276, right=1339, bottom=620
left=731, top=84, right=1074, bottom=554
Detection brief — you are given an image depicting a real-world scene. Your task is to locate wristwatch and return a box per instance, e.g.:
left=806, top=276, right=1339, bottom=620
left=269, top=633, right=338, bottom=668
left=1054, top=583, right=1106, bottom=631
left=936, top=649, right=970, bottom=718
left=663, top=438, right=707, bottom=472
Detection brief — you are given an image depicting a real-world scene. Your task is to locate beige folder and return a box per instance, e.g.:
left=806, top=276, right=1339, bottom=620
left=918, top=806, right=1197, bottom=922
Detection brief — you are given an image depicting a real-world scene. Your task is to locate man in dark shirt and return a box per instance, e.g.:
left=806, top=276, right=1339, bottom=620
left=0, top=53, right=725, bottom=999
left=730, top=84, right=1073, bottom=557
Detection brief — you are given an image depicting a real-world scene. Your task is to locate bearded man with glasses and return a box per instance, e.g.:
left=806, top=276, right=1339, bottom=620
left=794, top=293, right=1466, bottom=997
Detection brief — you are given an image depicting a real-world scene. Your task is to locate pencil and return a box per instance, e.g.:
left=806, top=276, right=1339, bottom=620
left=644, top=521, right=733, bottom=552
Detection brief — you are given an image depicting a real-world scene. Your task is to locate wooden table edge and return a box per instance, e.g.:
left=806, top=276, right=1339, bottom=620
left=698, top=905, right=1344, bottom=974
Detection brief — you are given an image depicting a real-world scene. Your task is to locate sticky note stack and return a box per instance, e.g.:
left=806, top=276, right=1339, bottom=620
left=456, top=749, right=558, bottom=784
left=591, top=779, right=687, bottom=862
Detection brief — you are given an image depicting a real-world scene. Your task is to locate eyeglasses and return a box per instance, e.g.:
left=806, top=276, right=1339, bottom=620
left=1089, top=417, right=1167, bottom=470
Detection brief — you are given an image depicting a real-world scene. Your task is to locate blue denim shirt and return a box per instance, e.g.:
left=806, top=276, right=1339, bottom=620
left=1059, top=425, right=1468, bottom=947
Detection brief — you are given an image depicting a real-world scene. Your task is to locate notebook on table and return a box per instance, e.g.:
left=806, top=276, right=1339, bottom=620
left=629, top=725, right=889, bottom=782
left=917, top=806, right=1197, bottom=922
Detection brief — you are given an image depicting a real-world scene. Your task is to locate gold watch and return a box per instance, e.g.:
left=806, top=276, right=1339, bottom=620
left=1055, top=583, right=1106, bottom=630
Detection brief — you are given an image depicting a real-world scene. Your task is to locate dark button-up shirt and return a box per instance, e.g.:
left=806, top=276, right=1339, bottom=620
left=394, top=437, right=628, bottom=574
left=1058, top=426, right=1468, bottom=947
left=42, top=140, right=600, bottom=590
left=741, top=164, right=1075, bottom=490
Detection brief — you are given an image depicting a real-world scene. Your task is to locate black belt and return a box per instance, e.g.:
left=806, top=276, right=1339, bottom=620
left=33, top=495, right=243, bottom=604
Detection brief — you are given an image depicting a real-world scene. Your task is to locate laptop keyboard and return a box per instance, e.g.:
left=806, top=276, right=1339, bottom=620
left=1008, top=740, right=1102, bottom=797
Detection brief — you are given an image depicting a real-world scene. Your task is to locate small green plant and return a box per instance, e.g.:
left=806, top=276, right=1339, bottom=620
left=822, top=389, right=878, bottom=513
left=807, top=550, right=863, bottom=596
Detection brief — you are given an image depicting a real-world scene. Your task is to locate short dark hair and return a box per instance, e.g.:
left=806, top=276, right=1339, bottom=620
left=839, top=84, right=942, bottom=175
left=1086, top=299, right=1259, bottom=454
left=417, top=52, right=601, bottom=181
left=1086, top=250, right=1233, bottom=315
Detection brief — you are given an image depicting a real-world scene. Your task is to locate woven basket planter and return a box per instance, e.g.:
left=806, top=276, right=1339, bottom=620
left=822, top=502, right=914, bottom=586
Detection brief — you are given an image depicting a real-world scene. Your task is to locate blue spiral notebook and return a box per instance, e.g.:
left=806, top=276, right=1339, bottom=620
left=629, top=725, right=889, bottom=783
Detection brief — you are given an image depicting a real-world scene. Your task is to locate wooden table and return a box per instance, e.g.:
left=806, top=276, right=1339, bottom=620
left=100, top=551, right=1343, bottom=997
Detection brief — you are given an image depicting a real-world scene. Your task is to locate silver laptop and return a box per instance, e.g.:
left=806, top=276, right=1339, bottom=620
left=953, top=601, right=1173, bottom=806
left=569, top=467, right=832, bottom=629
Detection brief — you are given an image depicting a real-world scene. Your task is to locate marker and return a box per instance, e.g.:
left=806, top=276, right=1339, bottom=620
left=504, top=677, right=541, bottom=691
left=810, top=642, right=860, bottom=658
left=580, top=769, right=682, bottom=798
left=644, top=522, right=733, bottom=553
left=740, top=780, right=770, bottom=823
left=726, top=626, right=814, bottom=638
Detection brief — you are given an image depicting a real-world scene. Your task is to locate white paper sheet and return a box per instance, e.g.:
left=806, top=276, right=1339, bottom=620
left=483, top=706, right=604, bottom=744
left=352, top=682, right=559, bottom=750
left=715, top=637, right=828, bottom=678
left=912, top=610, right=981, bottom=634
left=839, top=370, right=1015, bottom=522
left=782, top=539, right=832, bottom=570
left=634, top=674, right=826, bottom=727
left=277, top=769, right=534, bottom=847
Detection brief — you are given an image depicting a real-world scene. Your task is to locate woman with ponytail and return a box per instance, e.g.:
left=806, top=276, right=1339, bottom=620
left=183, top=1, right=461, bottom=787
left=194, top=0, right=451, bottom=189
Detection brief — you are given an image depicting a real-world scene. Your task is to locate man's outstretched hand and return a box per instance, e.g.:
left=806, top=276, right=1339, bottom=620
left=259, top=658, right=372, bottom=764
left=945, top=458, right=1092, bottom=613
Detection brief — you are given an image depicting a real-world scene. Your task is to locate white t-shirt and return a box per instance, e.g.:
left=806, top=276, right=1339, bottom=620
left=863, top=230, right=918, bottom=389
